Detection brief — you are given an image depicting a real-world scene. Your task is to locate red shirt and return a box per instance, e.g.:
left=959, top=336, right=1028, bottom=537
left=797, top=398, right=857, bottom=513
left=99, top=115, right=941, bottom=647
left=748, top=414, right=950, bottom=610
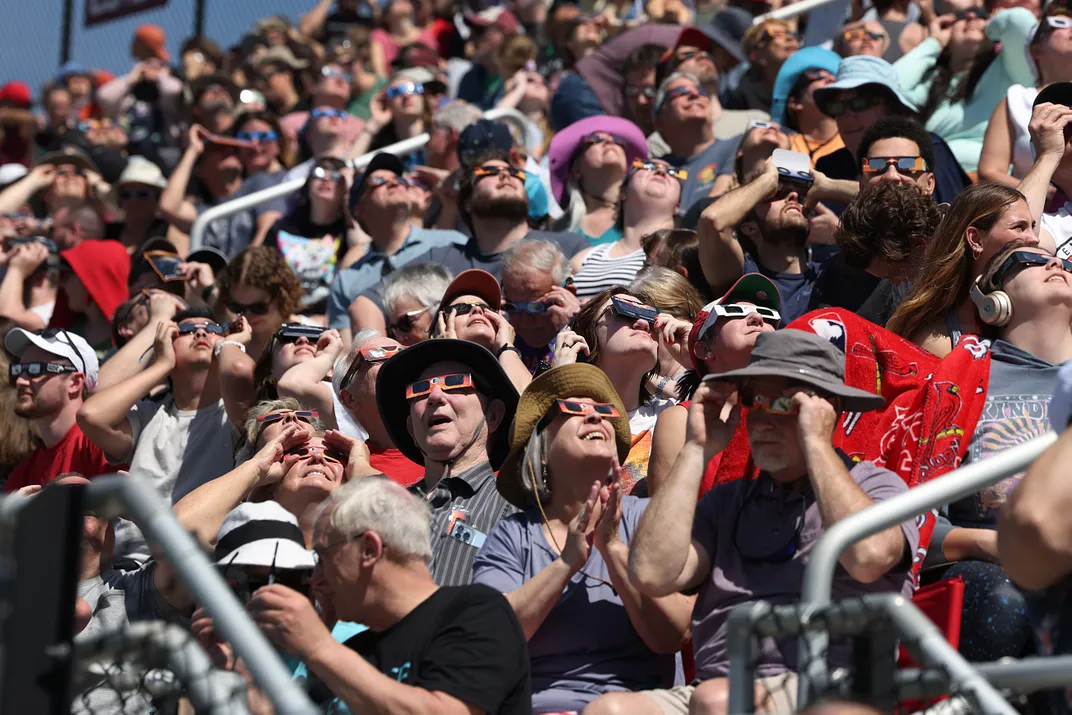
left=5, top=424, right=114, bottom=492
left=369, top=444, right=424, bottom=487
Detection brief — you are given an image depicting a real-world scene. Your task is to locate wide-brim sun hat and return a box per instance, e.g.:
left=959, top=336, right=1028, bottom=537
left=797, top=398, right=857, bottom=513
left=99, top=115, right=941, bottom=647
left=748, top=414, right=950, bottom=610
left=811, top=55, right=917, bottom=115
left=376, top=339, right=520, bottom=467
left=704, top=328, right=885, bottom=412
left=548, top=115, right=648, bottom=207
left=496, top=363, right=631, bottom=509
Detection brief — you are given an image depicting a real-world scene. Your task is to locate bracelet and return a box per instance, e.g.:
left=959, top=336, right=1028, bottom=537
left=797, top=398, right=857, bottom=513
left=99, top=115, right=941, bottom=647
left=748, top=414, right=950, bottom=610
left=214, top=340, right=247, bottom=358
left=497, top=344, right=521, bottom=358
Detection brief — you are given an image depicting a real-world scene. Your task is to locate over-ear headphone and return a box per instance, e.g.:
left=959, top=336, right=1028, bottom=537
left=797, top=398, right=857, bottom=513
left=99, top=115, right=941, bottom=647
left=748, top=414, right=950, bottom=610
left=970, top=275, right=1013, bottom=327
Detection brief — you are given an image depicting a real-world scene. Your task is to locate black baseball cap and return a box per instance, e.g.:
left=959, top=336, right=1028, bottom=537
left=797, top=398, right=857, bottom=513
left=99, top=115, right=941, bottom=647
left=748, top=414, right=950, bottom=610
left=349, top=152, right=405, bottom=212
left=457, top=119, right=513, bottom=169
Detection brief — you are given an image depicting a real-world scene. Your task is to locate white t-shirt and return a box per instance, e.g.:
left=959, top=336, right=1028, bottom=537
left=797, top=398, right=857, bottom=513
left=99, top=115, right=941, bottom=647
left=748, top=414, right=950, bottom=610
left=111, top=398, right=238, bottom=564
left=1040, top=202, right=1072, bottom=259
left=628, top=395, right=675, bottom=436
left=30, top=300, right=55, bottom=326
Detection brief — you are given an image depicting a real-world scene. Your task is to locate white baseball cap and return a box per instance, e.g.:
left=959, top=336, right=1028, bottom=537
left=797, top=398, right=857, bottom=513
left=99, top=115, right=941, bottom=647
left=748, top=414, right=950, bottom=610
left=214, top=501, right=316, bottom=570
left=0, top=163, right=28, bottom=188
left=4, top=328, right=99, bottom=391
left=117, top=156, right=167, bottom=190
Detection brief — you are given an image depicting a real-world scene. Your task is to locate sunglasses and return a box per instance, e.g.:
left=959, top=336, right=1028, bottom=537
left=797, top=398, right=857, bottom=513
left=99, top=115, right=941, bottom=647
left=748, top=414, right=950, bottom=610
left=310, top=108, right=348, bottom=120
left=405, top=373, right=474, bottom=400
left=260, top=68, right=284, bottom=81
left=236, top=130, right=279, bottom=143
left=228, top=299, right=272, bottom=315
left=842, top=28, right=887, bottom=42
left=610, top=295, right=658, bottom=325
left=385, top=82, right=423, bottom=99
left=10, top=362, right=78, bottom=379
left=954, top=7, right=988, bottom=20
left=177, top=322, right=225, bottom=336
left=285, top=444, right=346, bottom=465
left=818, top=93, right=884, bottom=118
left=625, top=86, right=656, bottom=99
left=676, top=48, right=713, bottom=64
left=473, top=165, right=527, bottom=182
left=555, top=399, right=621, bottom=418
left=256, top=410, right=319, bottom=425
left=119, top=188, right=159, bottom=201
left=388, top=307, right=429, bottom=334
left=760, top=26, right=800, bottom=43
left=630, top=158, right=688, bottom=180
left=739, top=387, right=819, bottom=415
left=581, top=133, right=626, bottom=149
left=861, top=156, right=929, bottom=175
left=312, top=166, right=343, bottom=182
left=274, top=324, right=325, bottom=343
left=503, top=301, right=550, bottom=314
left=1043, top=15, right=1072, bottom=32
left=340, top=344, right=404, bottom=389
left=991, top=250, right=1072, bottom=287
left=712, top=303, right=781, bottom=323
left=448, top=301, right=491, bottom=317
left=659, top=85, right=710, bottom=113
left=322, top=67, right=353, bottom=82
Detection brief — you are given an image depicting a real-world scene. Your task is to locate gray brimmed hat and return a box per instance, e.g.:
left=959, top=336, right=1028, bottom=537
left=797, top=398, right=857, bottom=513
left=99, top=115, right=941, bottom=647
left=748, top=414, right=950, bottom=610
left=703, top=328, right=885, bottom=412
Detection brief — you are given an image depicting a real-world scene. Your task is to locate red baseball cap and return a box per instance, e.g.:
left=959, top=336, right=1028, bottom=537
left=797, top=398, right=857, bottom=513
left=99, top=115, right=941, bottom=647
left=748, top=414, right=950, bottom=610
left=0, top=82, right=32, bottom=109
left=441, top=269, right=502, bottom=311
left=135, top=24, right=170, bottom=62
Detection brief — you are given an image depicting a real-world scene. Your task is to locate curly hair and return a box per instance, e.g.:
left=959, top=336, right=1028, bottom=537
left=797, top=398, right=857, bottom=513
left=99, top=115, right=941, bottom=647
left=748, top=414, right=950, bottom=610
left=836, top=182, right=942, bottom=273
left=214, top=246, right=304, bottom=321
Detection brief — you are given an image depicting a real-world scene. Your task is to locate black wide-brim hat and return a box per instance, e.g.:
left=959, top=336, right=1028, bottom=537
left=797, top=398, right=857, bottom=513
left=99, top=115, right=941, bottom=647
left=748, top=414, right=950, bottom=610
left=375, top=339, right=520, bottom=467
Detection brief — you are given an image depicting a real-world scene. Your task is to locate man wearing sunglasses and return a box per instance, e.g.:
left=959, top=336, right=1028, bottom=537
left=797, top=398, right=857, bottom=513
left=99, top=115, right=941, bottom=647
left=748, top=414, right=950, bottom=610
left=78, top=309, right=239, bottom=566
left=651, top=73, right=736, bottom=213
left=376, top=339, right=520, bottom=586
left=628, top=330, right=917, bottom=715
left=328, top=152, right=466, bottom=338
left=502, top=241, right=580, bottom=372
left=3, top=328, right=111, bottom=492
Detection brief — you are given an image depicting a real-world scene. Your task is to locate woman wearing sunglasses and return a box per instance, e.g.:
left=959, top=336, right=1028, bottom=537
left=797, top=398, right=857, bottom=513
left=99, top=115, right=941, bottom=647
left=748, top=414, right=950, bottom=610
left=548, top=115, right=648, bottom=246
left=231, top=112, right=293, bottom=180
left=262, top=156, right=366, bottom=319
left=472, top=364, right=693, bottom=715
left=351, top=72, right=431, bottom=170
left=893, top=4, right=1036, bottom=176
left=979, top=10, right=1072, bottom=188
left=889, top=183, right=1052, bottom=357
left=833, top=21, right=892, bottom=59
left=572, top=158, right=682, bottom=301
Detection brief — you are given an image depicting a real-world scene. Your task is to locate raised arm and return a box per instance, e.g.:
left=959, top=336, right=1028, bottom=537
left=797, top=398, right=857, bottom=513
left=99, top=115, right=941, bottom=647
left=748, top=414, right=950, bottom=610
left=216, top=316, right=258, bottom=429
left=276, top=330, right=345, bottom=426
left=97, top=291, right=187, bottom=390
left=697, top=162, right=777, bottom=290
left=0, top=243, right=48, bottom=330
left=978, top=98, right=1020, bottom=190
left=299, top=0, right=334, bottom=38
left=1018, top=102, right=1072, bottom=236
left=159, top=127, right=205, bottom=234
left=629, top=381, right=734, bottom=596
left=0, top=165, right=54, bottom=215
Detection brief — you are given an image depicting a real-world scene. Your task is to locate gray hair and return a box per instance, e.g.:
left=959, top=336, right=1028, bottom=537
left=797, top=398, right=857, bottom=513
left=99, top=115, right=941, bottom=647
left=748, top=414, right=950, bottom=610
left=433, top=100, right=484, bottom=133
left=518, top=427, right=553, bottom=510
left=502, top=240, right=571, bottom=287
left=331, top=328, right=383, bottom=395
left=244, top=397, right=325, bottom=447
left=316, top=477, right=433, bottom=564
left=381, top=262, right=453, bottom=317
left=654, top=72, right=701, bottom=116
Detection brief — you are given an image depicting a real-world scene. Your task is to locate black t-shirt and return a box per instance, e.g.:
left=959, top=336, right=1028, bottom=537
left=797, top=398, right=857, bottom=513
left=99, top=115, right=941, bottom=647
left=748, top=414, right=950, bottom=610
left=329, top=585, right=531, bottom=714
left=807, top=254, right=883, bottom=317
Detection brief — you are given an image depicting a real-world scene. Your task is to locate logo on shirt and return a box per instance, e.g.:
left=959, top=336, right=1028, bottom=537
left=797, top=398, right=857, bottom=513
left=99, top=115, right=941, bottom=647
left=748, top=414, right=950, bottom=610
left=697, top=163, right=718, bottom=186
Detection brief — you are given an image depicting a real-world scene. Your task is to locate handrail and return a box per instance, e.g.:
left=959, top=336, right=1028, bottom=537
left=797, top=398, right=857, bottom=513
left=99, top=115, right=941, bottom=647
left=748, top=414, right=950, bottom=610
left=188, top=107, right=534, bottom=252
left=753, top=0, right=846, bottom=23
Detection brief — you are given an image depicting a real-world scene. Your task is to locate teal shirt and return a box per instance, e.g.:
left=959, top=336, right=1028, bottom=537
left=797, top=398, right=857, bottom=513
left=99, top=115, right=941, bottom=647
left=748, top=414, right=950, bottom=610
left=583, top=224, right=623, bottom=246
left=894, top=7, right=1036, bottom=173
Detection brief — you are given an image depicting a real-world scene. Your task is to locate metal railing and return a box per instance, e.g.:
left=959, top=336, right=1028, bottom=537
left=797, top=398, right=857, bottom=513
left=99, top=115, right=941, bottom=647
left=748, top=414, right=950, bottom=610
left=189, top=106, right=534, bottom=252
left=754, top=0, right=846, bottom=23
left=790, top=432, right=1058, bottom=708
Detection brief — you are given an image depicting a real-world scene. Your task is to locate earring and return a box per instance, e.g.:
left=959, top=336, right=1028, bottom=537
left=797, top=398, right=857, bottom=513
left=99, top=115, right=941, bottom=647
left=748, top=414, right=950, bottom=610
left=971, top=245, right=982, bottom=259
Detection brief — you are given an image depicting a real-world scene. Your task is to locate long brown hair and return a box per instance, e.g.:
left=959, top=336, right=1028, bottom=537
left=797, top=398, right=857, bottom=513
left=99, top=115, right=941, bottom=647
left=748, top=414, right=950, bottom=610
left=569, top=286, right=657, bottom=404
left=887, top=182, right=1025, bottom=340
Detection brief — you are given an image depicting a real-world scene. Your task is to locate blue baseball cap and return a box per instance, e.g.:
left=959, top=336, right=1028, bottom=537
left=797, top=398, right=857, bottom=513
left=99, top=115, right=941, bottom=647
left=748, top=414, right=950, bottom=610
left=811, top=55, right=917, bottom=115
left=770, top=47, right=841, bottom=126
left=56, top=61, right=91, bottom=81
left=457, top=119, right=513, bottom=168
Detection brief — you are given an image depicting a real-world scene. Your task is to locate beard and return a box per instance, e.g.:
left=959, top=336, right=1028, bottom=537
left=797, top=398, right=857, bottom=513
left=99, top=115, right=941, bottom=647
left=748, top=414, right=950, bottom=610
left=759, top=209, right=810, bottom=248
left=469, top=193, right=529, bottom=223
left=15, top=399, right=47, bottom=419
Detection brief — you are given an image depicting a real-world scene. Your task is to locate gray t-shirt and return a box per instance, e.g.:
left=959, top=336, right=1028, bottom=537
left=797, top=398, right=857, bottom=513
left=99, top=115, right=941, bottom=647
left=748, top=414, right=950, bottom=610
left=659, top=139, right=735, bottom=215
left=473, top=496, right=672, bottom=713
left=690, top=460, right=919, bottom=680
left=412, top=230, right=589, bottom=283
left=110, top=398, right=238, bottom=564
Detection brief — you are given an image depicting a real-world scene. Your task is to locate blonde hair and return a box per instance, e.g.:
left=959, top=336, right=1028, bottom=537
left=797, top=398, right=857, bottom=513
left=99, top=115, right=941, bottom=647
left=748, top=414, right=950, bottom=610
left=630, top=267, right=703, bottom=321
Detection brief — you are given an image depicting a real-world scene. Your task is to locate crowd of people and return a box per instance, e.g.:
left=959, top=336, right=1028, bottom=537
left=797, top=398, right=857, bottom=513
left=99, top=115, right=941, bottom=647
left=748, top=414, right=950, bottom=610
left=6, top=0, right=1072, bottom=711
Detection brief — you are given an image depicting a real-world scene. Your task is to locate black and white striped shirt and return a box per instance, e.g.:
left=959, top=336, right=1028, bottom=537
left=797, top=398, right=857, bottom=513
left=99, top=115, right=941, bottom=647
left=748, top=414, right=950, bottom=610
left=410, top=463, right=516, bottom=587
left=573, top=244, right=647, bottom=301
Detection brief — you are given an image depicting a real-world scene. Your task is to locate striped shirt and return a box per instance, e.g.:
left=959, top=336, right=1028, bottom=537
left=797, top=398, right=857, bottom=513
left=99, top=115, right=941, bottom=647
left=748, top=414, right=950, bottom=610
left=573, top=244, right=647, bottom=301
left=409, top=462, right=516, bottom=587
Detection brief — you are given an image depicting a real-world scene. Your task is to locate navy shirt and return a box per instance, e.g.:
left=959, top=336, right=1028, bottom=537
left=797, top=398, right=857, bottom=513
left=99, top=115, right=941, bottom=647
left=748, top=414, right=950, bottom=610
left=742, top=255, right=822, bottom=324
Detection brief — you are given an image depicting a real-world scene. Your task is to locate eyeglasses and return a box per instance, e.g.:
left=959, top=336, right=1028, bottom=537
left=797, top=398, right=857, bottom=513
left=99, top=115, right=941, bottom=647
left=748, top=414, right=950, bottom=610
left=274, top=324, right=325, bottom=344
left=739, top=387, right=819, bottom=415
left=284, top=444, right=346, bottom=465
left=954, top=7, right=988, bottom=21
left=712, top=303, right=781, bottom=323
left=554, top=399, right=621, bottom=418
left=630, top=158, right=688, bottom=180
left=256, top=410, right=319, bottom=425
left=388, top=307, right=429, bottom=334
left=448, top=301, right=491, bottom=317
left=340, top=344, right=404, bottom=389
left=609, top=295, right=658, bottom=325
left=312, top=166, right=343, bottom=182
left=406, top=373, right=475, bottom=400
left=313, top=532, right=367, bottom=564
left=385, top=82, right=423, bottom=99
left=991, top=250, right=1072, bottom=287
left=760, top=26, right=800, bottom=43
left=861, top=156, right=929, bottom=176
left=53, top=166, right=84, bottom=178
left=625, top=86, right=655, bottom=100
left=310, top=108, right=348, bottom=120
left=119, top=188, right=159, bottom=201
left=841, top=28, right=887, bottom=42
left=38, top=328, right=86, bottom=378
left=235, top=130, right=279, bottom=143
left=818, top=93, right=884, bottom=117
left=10, top=362, right=78, bottom=379
left=177, top=322, right=225, bottom=336
left=473, top=165, right=526, bottom=182
left=580, top=133, right=626, bottom=149
left=503, top=301, right=550, bottom=314
left=227, top=299, right=272, bottom=315
left=322, top=67, right=353, bottom=82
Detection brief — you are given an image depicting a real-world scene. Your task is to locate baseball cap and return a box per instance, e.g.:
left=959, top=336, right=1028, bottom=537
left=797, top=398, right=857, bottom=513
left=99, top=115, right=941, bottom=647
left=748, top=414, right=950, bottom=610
left=1035, top=81, right=1072, bottom=108
left=186, top=246, right=229, bottom=276
left=213, top=501, right=316, bottom=570
left=441, top=269, right=502, bottom=309
left=134, top=24, right=170, bottom=62
left=457, top=119, right=513, bottom=168
left=687, top=274, right=782, bottom=371
left=0, top=81, right=32, bottom=109
left=0, top=163, right=28, bottom=188
left=350, top=152, right=405, bottom=210
left=5, top=328, right=100, bottom=391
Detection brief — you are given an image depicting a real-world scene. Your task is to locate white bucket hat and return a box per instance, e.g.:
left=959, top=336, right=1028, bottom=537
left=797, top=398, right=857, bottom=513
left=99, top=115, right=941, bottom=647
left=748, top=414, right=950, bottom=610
left=214, top=501, right=316, bottom=570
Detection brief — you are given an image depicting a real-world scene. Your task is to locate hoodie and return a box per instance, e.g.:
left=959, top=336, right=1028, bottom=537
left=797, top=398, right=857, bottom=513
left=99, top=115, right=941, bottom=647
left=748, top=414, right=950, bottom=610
left=52, top=240, right=131, bottom=329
